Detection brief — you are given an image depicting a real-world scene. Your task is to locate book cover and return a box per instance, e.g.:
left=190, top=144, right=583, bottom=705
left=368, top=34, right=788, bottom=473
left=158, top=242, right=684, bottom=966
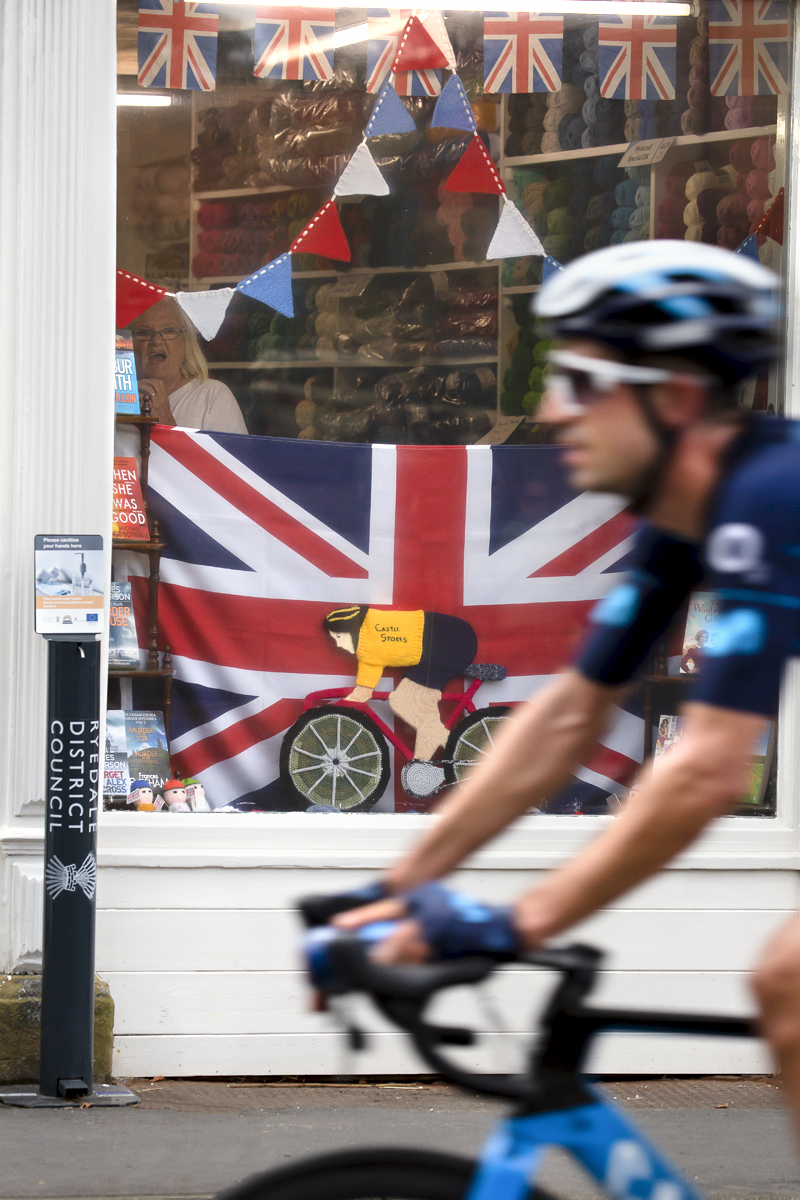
left=654, top=714, right=684, bottom=761
left=680, top=590, right=721, bottom=674
left=115, top=332, right=140, bottom=415
left=124, top=710, right=171, bottom=805
left=109, top=581, right=140, bottom=668
left=741, top=721, right=773, bottom=807
left=113, top=456, right=150, bottom=541
left=103, top=709, right=130, bottom=802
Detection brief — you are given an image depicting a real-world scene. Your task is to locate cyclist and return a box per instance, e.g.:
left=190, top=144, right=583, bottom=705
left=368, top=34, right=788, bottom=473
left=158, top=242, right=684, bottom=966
left=322, top=241, right=800, bottom=1137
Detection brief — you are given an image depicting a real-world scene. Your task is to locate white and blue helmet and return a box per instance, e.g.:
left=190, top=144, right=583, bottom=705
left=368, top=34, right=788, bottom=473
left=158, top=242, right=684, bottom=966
left=536, top=240, right=780, bottom=385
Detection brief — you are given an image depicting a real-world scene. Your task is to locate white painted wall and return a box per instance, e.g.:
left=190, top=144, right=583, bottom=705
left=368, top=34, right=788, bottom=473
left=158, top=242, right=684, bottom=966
left=0, top=0, right=116, bottom=969
left=94, top=813, right=799, bottom=1075
left=1, top=0, right=800, bottom=1079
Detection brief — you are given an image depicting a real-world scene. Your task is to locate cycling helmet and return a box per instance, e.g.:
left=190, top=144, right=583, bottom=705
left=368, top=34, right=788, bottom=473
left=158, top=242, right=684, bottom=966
left=536, top=241, right=780, bottom=385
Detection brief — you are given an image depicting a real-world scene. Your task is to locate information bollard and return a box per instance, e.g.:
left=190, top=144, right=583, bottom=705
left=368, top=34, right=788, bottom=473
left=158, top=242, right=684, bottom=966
left=0, top=537, right=137, bottom=1108
left=39, top=637, right=101, bottom=1098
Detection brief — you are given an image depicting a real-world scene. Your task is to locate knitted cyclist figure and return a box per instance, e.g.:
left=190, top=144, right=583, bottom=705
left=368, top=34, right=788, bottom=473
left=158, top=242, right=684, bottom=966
left=324, top=607, right=478, bottom=761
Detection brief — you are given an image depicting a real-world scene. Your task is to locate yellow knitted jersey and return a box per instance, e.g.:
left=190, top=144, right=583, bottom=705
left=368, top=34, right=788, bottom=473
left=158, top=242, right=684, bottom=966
left=355, top=609, right=425, bottom=688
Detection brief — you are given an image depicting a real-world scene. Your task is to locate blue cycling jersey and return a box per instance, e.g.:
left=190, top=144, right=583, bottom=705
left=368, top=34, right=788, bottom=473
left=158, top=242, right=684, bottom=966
left=575, top=414, right=800, bottom=717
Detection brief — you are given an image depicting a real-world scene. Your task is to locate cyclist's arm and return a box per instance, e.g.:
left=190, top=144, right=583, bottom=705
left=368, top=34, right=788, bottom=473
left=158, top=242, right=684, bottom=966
left=512, top=700, right=764, bottom=946
left=384, top=668, right=620, bottom=892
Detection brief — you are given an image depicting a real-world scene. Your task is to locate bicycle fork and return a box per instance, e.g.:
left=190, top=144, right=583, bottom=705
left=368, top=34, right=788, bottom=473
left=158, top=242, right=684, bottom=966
left=465, top=1090, right=705, bottom=1200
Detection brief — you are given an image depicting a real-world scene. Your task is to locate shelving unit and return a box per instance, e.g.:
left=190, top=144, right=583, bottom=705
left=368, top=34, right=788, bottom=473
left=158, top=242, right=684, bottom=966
left=184, top=66, right=786, bottom=446
left=112, top=400, right=174, bottom=741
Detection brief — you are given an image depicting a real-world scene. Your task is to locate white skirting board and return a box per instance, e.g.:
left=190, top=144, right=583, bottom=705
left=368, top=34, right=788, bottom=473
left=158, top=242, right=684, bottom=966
left=112, top=1031, right=772, bottom=1079
left=92, top=859, right=794, bottom=1076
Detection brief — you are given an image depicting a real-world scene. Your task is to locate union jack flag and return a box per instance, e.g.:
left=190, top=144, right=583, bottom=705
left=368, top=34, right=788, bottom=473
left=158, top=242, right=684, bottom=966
left=709, top=0, right=789, bottom=96
left=483, top=12, right=563, bottom=94
left=138, top=1, right=218, bottom=91
left=125, top=430, right=643, bottom=815
left=254, top=7, right=336, bottom=82
left=599, top=14, right=677, bottom=100
left=367, top=9, right=441, bottom=97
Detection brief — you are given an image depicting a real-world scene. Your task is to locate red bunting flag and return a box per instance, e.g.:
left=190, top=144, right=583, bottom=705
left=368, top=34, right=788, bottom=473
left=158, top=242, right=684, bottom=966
left=391, top=15, right=449, bottom=74
left=116, top=270, right=169, bottom=330
left=290, top=199, right=351, bottom=261
left=445, top=134, right=506, bottom=195
left=756, top=187, right=784, bottom=246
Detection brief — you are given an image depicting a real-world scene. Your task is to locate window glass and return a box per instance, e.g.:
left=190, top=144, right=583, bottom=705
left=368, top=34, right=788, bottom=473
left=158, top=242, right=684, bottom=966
left=113, top=1, right=789, bottom=816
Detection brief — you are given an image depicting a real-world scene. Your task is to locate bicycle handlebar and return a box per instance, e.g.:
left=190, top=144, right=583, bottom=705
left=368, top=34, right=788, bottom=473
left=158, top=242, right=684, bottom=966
left=303, top=923, right=759, bottom=1109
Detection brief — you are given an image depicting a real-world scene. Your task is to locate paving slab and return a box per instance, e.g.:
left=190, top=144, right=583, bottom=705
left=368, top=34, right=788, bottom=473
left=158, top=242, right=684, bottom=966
left=0, top=1078, right=797, bottom=1200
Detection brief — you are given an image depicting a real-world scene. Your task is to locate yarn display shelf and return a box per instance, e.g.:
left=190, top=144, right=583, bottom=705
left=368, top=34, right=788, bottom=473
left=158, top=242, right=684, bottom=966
left=194, top=185, right=298, bottom=200
left=191, top=260, right=502, bottom=288
left=503, top=124, right=778, bottom=170
left=502, top=283, right=541, bottom=295
left=193, top=183, right=351, bottom=201
left=208, top=355, right=499, bottom=370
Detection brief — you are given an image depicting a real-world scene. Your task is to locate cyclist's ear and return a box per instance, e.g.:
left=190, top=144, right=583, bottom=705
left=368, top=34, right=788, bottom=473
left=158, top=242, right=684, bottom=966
left=647, top=376, right=710, bottom=430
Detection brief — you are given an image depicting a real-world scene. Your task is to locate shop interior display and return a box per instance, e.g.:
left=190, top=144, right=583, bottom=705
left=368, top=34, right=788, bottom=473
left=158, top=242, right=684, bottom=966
left=109, top=406, right=174, bottom=747
left=115, top=6, right=788, bottom=816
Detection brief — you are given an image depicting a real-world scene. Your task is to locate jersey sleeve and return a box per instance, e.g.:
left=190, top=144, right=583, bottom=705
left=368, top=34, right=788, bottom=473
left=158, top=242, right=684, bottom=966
left=691, top=460, right=800, bottom=716
left=574, top=525, right=703, bottom=687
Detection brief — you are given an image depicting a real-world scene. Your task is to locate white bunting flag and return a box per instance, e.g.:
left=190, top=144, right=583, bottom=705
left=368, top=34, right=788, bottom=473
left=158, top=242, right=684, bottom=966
left=486, top=198, right=545, bottom=260
left=175, top=287, right=236, bottom=341
left=334, top=142, right=390, bottom=197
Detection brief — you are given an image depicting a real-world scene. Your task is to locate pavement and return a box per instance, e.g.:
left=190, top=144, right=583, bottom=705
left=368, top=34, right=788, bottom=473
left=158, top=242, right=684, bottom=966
left=1, top=1077, right=798, bottom=1200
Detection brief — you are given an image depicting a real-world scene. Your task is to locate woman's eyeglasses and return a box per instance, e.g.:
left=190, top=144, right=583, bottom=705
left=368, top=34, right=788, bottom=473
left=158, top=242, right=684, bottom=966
left=131, top=326, right=185, bottom=343
left=545, top=350, right=710, bottom=414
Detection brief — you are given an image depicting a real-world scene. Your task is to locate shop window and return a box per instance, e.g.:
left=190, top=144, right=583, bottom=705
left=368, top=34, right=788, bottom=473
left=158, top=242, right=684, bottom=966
left=111, top=1, right=790, bottom=817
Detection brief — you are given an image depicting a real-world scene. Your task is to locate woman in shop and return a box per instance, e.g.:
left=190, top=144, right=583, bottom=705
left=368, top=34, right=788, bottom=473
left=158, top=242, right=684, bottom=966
left=131, top=296, right=246, bottom=434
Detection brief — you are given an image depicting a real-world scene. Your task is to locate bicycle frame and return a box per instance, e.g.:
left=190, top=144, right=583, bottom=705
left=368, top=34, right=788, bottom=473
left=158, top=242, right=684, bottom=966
left=301, top=679, right=484, bottom=762
left=324, top=939, right=757, bottom=1200
left=469, top=1092, right=705, bottom=1200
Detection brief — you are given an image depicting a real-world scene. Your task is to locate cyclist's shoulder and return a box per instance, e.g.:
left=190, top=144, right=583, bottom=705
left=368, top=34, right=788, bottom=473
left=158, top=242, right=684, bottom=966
left=717, top=415, right=800, bottom=511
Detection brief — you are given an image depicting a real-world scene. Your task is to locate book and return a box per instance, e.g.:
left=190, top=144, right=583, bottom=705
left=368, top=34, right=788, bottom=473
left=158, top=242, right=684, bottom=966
left=109, top=582, right=140, bottom=668
left=654, top=714, right=684, bottom=761
left=115, top=332, right=140, bottom=415
left=680, top=590, right=721, bottom=674
left=112, top=456, right=150, bottom=541
left=124, top=710, right=171, bottom=806
left=103, top=709, right=130, bottom=804
left=741, top=721, right=773, bottom=807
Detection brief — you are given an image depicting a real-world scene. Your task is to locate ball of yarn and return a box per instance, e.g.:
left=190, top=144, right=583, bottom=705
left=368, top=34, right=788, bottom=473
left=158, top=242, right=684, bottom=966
left=658, top=196, right=685, bottom=225
left=696, top=188, right=728, bottom=220
left=751, top=137, right=776, bottom=172
left=665, top=161, right=695, bottom=195
left=656, top=223, right=685, bottom=239
left=611, top=206, right=635, bottom=229
left=681, top=108, right=706, bottom=137
left=746, top=169, right=771, bottom=200
left=629, top=206, right=650, bottom=232
left=547, top=207, right=572, bottom=236
left=685, top=170, right=721, bottom=200
left=196, top=201, right=237, bottom=230
left=717, top=221, right=750, bottom=249
left=747, top=197, right=766, bottom=223
left=716, top=192, right=749, bottom=226
left=729, top=140, right=754, bottom=173
left=614, top=179, right=638, bottom=207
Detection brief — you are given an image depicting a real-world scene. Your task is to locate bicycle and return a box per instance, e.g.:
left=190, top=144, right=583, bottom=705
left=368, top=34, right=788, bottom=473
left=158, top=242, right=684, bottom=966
left=216, top=926, right=756, bottom=1200
left=280, top=662, right=512, bottom=811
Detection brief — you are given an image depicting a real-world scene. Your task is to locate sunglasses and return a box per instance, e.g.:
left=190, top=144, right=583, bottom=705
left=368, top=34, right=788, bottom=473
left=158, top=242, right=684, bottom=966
left=545, top=351, right=710, bottom=415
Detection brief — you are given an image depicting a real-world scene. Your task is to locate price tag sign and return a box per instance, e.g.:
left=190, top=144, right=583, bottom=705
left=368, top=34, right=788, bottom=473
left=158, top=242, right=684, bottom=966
left=617, top=136, right=675, bottom=169
left=34, top=535, right=104, bottom=636
left=330, top=274, right=373, bottom=298
left=476, top=415, right=524, bottom=445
